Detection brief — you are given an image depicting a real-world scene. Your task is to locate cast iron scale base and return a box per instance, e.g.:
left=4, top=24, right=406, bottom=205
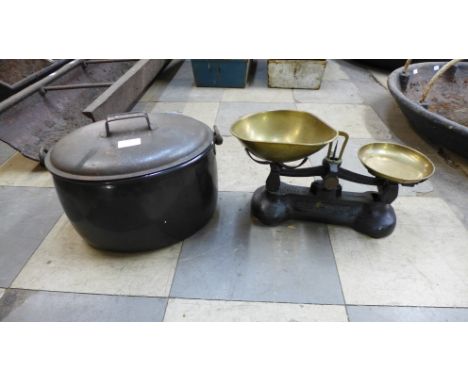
left=250, top=155, right=400, bottom=238
left=233, top=110, right=434, bottom=239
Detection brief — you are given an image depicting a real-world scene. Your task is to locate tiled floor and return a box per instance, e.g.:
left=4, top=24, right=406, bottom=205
left=12, top=215, right=181, bottom=297
left=296, top=103, right=392, bottom=139
left=0, top=141, right=15, bottom=164
left=0, top=59, right=467, bottom=321
left=0, top=187, right=62, bottom=287
left=164, top=299, right=347, bottom=322
left=0, top=153, right=54, bottom=187
left=330, top=197, right=468, bottom=307
left=0, top=289, right=167, bottom=322
left=170, top=192, right=344, bottom=305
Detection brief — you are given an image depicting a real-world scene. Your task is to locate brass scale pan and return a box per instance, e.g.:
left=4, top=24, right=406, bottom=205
left=231, top=110, right=434, bottom=185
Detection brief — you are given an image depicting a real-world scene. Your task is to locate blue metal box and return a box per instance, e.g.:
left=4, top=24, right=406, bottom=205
left=191, top=59, right=250, bottom=88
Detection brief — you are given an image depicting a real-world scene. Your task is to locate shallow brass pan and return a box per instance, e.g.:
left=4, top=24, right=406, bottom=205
left=230, top=110, right=338, bottom=163
left=358, top=142, right=435, bottom=184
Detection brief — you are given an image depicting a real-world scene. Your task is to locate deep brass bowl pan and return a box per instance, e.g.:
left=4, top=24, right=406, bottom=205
left=358, top=142, right=435, bottom=184
left=230, top=110, right=338, bottom=163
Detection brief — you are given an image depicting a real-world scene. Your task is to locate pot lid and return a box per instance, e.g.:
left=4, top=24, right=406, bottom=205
left=45, top=112, right=213, bottom=181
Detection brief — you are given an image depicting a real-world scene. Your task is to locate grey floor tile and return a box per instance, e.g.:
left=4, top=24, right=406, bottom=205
left=294, top=80, right=364, bottom=104
left=172, top=60, right=194, bottom=81
left=155, top=79, right=225, bottom=102
left=215, top=102, right=297, bottom=135
left=139, top=60, right=192, bottom=102
left=131, top=102, right=154, bottom=112
left=0, top=289, right=166, bottom=322
left=347, top=305, right=468, bottom=322
left=0, top=186, right=63, bottom=287
left=133, top=100, right=220, bottom=131
left=156, top=59, right=187, bottom=82
left=222, top=87, right=294, bottom=103
left=322, top=61, right=350, bottom=81
left=139, top=79, right=170, bottom=102
left=369, top=69, right=389, bottom=89
left=170, top=192, right=344, bottom=304
left=0, top=141, right=15, bottom=165
left=149, top=102, right=219, bottom=128
left=297, top=103, right=391, bottom=139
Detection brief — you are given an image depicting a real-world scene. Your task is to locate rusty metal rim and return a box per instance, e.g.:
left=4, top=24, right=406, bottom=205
left=388, top=61, right=468, bottom=158
left=388, top=62, right=468, bottom=134
left=45, top=144, right=213, bottom=183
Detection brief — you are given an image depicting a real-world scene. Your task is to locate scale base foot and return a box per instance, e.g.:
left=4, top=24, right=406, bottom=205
left=251, top=184, right=396, bottom=238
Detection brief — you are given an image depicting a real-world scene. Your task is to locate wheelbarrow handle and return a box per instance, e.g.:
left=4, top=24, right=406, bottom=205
left=402, top=59, right=413, bottom=74
left=419, top=59, right=463, bottom=103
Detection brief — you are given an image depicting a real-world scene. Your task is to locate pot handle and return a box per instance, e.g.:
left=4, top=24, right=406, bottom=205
left=105, top=112, right=152, bottom=137
left=213, top=125, right=223, bottom=145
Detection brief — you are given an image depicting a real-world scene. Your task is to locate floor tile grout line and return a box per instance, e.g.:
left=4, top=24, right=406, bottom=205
left=7, top=286, right=468, bottom=311
left=0, top=184, right=54, bottom=188
left=163, top=295, right=349, bottom=308
left=164, top=238, right=187, bottom=320
left=7, top=287, right=170, bottom=301
left=0, top=184, right=54, bottom=189
left=141, top=74, right=177, bottom=103
left=345, top=303, right=468, bottom=310
left=6, top=286, right=468, bottom=311
left=0, top=154, right=15, bottom=167
left=0, top=151, right=18, bottom=170
left=160, top=298, right=170, bottom=322
left=325, top=224, right=350, bottom=321
left=7, top=211, right=64, bottom=289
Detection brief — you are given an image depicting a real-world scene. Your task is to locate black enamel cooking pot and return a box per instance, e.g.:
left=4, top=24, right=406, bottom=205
left=44, top=112, right=223, bottom=252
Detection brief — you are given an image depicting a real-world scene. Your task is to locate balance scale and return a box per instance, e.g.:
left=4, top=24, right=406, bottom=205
left=231, top=110, right=435, bottom=238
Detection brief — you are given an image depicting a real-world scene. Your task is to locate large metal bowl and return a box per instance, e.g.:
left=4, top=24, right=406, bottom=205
left=230, top=110, right=338, bottom=162
left=388, top=61, right=468, bottom=159
left=358, top=142, right=435, bottom=184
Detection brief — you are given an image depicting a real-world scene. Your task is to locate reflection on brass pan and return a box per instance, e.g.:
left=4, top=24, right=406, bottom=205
left=230, top=110, right=338, bottom=162
left=358, top=142, right=435, bottom=184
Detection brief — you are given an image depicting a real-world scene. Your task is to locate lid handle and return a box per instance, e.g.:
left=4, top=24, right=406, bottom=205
left=105, top=112, right=152, bottom=137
